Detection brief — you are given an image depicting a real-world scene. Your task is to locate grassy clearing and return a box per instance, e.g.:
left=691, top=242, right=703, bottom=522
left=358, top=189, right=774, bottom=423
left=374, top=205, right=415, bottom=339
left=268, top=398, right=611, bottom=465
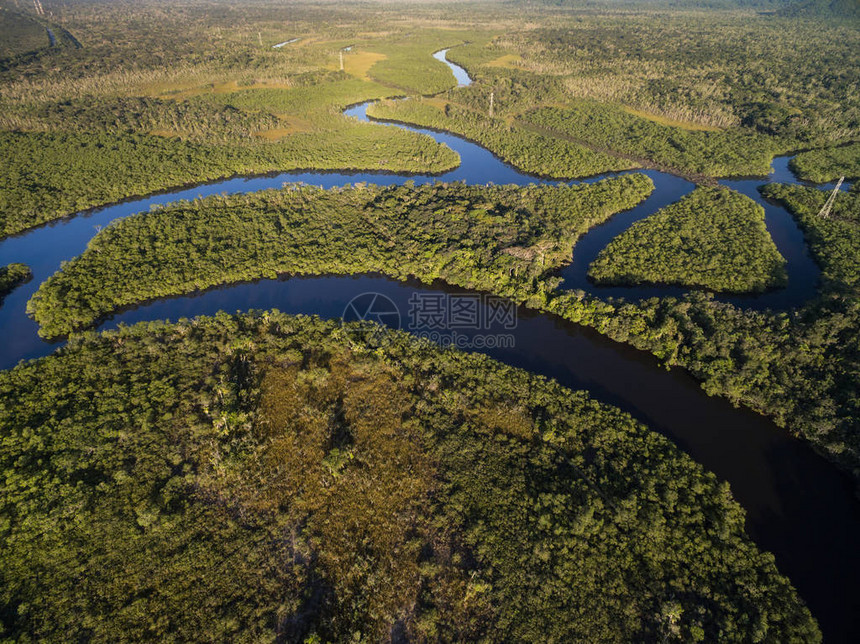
left=197, top=77, right=393, bottom=117
left=622, top=106, right=722, bottom=132
left=366, top=31, right=477, bottom=94
left=484, top=53, right=523, bottom=69
left=152, top=79, right=296, bottom=100
left=339, top=50, right=387, bottom=80
left=252, top=119, right=314, bottom=139
left=148, top=128, right=179, bottom=138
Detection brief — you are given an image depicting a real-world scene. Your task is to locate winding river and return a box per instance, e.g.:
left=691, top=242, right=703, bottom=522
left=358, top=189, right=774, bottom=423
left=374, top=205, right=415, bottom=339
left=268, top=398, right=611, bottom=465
left=1, top=49, right=858, bottom=640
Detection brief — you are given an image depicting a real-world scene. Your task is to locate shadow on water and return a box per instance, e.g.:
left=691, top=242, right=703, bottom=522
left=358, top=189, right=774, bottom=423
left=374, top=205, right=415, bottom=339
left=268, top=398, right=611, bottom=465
left=0, top=48, right=858, bottom=641
left=81, top=272, right=860, bottom=641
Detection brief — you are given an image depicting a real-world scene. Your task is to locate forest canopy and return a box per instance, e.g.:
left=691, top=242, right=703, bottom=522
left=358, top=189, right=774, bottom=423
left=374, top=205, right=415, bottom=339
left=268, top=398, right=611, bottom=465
left=588, top=187, right=787, bottom=293
left=789, top=143, right=860, bottom=184
left=27, top=176, right=654, bottom=337
left=761, top=183, right=860, bottom=294
left=24, top=173, right=860, bottom=486
left=1, top=1, right=860, bottom=641
left=1, top=0, right=857, bottom=236
left=0, top=263, right=29, bottom=304
left=0, top=312, right=821, bottom=642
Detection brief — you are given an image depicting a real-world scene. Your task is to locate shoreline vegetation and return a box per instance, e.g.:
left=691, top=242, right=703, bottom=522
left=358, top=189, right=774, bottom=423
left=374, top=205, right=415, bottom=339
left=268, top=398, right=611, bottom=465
left=789, top=142, right=860, bottom=184
left=0, top=262, right=30, bottom=304
left=367, top=98, right=637, bottom=179
left=0, top=312, right=821, bottom=641
left=28, top=177, right=655, bottom=337
left=1, top=0, right=859, bottom=640
left=0, top=114, right=461, bottom=239
left=587, top=187, right=787, bottom=293
left=1, top=3, right=857, bottom=238
left=0, top=23, right=476, bottom=239
left=26, top=179, right=860, bottom=485
left=760, top=183, right=860, bottom=295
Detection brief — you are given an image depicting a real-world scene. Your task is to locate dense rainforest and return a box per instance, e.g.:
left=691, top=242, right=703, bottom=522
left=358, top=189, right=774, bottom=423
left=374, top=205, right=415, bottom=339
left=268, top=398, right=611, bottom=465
left=1, top=0, right=860, bottom=640
left=26, top=178, right=860, bottom=484
left=760, top=183, right=860, bottom=294
left=587, top=187, right=787, bottom=293
left=368, top=98, right=636, bottom=179
left=790, top=143, right=860, bottom=184
left=550, top=182, right=860, bottom=481
left=28, top=177, right=655, bottom=337
left=0, top=313, right=820, bottom=641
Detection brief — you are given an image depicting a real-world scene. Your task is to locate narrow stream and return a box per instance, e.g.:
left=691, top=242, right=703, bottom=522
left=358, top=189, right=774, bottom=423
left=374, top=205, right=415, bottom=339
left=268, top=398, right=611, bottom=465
left=0, top=48, right=857, bottom=640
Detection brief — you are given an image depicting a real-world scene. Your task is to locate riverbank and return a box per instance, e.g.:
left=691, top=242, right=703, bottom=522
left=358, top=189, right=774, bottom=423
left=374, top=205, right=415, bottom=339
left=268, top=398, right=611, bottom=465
left=1, top=46, right=859, bottom=641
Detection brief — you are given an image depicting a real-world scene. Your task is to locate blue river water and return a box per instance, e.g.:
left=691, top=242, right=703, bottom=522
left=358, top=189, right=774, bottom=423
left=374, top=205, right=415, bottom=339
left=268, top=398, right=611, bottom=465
left=0, top=48, right=857, bottom=641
